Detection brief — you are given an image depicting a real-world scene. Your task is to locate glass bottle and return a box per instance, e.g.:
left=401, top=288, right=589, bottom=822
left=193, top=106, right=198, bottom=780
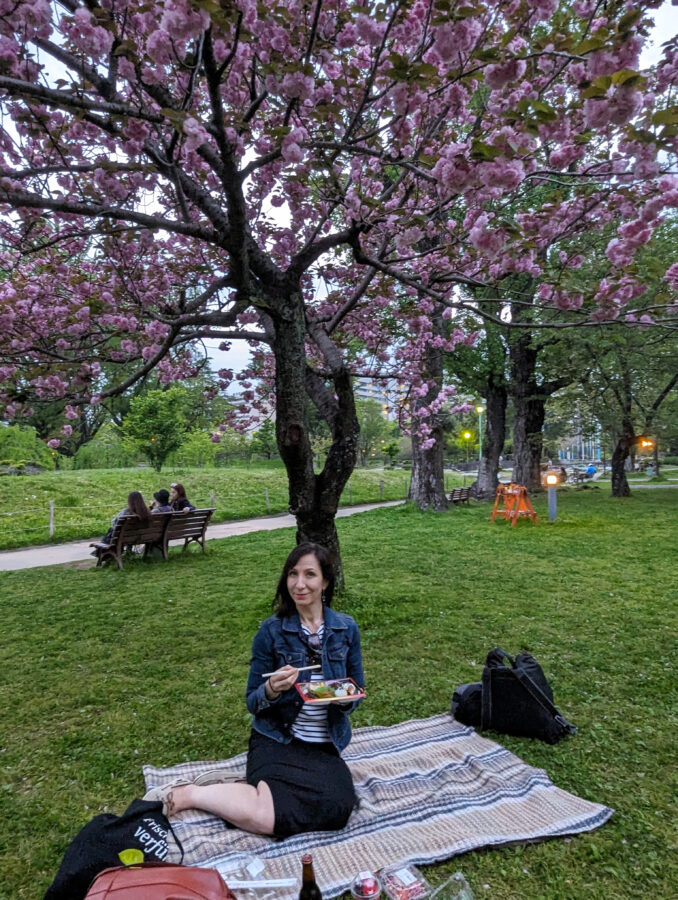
left=299, top=853, right=322, bottom=900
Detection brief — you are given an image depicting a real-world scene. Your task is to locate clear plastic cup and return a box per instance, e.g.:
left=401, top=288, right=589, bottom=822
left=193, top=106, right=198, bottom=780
left=351, top=871, right=382, bottom=900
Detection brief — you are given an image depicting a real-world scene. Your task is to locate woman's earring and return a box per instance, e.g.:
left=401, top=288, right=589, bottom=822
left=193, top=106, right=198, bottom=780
left=321, top=589, right=326, bottom=604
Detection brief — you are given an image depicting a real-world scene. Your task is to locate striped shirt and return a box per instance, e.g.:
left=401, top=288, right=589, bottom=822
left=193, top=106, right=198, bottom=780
left=291, top=624, right=331, bottom=743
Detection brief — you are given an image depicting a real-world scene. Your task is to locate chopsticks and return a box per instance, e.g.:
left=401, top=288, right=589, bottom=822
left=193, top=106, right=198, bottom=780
left=261, top=664, right=321, bottom=678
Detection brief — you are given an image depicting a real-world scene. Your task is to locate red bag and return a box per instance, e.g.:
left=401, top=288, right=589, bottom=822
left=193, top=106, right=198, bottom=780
left=85, top=862, right=237, bottom=899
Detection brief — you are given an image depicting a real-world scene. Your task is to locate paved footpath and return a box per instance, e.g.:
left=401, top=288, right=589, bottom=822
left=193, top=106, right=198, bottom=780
left=0, top=501, right=405, bottom=573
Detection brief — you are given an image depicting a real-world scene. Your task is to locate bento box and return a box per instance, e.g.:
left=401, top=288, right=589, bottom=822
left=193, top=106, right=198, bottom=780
left=295, top=677, right=365, bottom=704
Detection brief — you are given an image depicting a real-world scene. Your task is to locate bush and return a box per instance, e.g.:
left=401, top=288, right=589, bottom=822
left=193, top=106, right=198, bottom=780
left=0, top=425, right=54, bottom=471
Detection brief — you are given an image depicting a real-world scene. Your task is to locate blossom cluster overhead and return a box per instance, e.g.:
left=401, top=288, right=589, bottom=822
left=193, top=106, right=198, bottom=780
left=0, top=0, right=676, bottom=440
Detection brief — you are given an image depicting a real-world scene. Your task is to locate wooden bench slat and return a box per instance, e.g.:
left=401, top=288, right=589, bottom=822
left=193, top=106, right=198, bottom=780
left=449, top=487, right=472, bottom=505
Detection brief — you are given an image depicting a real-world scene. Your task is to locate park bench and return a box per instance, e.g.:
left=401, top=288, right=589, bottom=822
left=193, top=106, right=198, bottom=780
left=89, top=508, right=215, bottom=570
left=449, top=486, right=472, bottom=505
left=163, top=507, right=214, bottom=554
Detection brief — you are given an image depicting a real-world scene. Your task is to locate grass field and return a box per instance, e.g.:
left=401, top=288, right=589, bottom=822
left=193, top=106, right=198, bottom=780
left=0, top=465, right=440, bottom=551
left=1, top=487, right=676, bottom=899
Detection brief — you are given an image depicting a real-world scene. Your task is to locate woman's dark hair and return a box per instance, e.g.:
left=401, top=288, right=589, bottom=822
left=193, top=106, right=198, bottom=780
left=127, top=490, right=150, bottom=524
left=172, top=482, right=187, bottom=500
left=273, top=542, right=335, bottom=617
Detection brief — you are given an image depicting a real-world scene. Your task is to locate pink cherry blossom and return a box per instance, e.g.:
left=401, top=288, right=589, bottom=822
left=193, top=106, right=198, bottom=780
left=485, top=58, right=527, bottom=90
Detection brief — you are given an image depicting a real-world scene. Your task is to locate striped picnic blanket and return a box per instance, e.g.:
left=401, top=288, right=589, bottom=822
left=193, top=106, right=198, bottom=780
left=143, top=714, right=612, bottom=899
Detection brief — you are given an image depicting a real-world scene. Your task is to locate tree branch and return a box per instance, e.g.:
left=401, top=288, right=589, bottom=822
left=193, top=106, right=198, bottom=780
left=0, top=187, right=217, bottom=240
left=0, top=76, right=163, bottom=123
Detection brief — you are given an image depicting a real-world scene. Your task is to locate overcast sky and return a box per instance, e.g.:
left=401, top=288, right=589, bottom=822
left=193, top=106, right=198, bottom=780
left=206, top=1, right=678, bottom=377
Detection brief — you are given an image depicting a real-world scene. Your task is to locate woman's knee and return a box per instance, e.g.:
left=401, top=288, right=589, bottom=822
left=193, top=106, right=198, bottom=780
left=245, top=781, right=275, bottom=833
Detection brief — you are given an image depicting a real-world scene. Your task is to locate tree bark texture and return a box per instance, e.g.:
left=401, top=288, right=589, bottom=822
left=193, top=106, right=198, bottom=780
left=611, top=417, right=634, bottom=497
left=271, top=291, right=359, bottom=581
left=474, top=378, right=507, bottom=500
left=510, top=333, right=546, bottom=492
left=409, top=305, right=448, bottom=511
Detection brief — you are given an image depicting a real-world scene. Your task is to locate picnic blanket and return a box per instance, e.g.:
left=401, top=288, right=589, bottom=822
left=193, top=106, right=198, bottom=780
left=143, top=714, right=613, bottom=899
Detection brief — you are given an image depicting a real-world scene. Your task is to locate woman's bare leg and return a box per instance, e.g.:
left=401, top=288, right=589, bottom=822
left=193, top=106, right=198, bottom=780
left=167, top=781, right=275, bottom=834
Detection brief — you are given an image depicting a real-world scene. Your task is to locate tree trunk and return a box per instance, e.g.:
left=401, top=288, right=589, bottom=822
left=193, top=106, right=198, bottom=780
left=271, top=291, right=359, bottom=583
left=510, top=334, right=545, bottom=491
left=611, top=418, right=634, bottom=497
left=474, top=379, right=507, bottom=500
left=410, top=424, right=447, bottom=510
left=409, top=305, right=448, bottom=511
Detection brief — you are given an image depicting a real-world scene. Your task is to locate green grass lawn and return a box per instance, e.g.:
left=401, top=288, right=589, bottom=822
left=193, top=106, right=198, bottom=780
left=0, top=465, right=444, bottom=551
left=1, top=488, right=676, bottom=899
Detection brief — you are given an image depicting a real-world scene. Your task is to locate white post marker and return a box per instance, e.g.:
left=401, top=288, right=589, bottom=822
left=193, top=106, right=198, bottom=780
left=546, top=473, right=558, bottom=522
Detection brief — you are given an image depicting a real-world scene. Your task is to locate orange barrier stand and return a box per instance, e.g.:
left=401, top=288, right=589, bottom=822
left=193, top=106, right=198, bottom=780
left=490, top=483, right=538, bottom=527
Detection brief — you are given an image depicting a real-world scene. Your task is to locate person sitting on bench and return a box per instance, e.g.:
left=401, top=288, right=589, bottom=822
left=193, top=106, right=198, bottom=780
left=149, top=489, right=172, bottom=513
left=170, top=482, right=195, bottom=512
left=91, top=491, right=150, bottom=559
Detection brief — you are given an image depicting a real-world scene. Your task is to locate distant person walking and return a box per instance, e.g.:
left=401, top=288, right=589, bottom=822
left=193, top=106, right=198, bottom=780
left=170, top=482, right=195, bottom=512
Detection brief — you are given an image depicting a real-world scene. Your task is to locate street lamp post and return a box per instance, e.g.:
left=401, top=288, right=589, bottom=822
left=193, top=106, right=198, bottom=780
left=546, top=473, right=558, bottom=522
left=476, top=405, right=484, bottom=465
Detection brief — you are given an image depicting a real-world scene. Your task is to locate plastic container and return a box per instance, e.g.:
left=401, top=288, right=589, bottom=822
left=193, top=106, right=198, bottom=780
left=351, top=871, right=381, bottom=900
left=380, top=865, right=431, bottom=900
left=296, top=677, right=366, bottom=705
left=430, top=873, right=473, bottom=900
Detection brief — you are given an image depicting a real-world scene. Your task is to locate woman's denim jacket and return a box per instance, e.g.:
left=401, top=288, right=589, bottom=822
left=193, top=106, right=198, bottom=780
left=246, top=606, right=364, bottom=752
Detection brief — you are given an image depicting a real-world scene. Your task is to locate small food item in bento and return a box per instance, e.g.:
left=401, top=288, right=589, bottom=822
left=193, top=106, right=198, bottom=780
left=351, top=871, right=381, bottom=900
left=307, top=683, right=336, bottom=699
left=380, top=866, right=430, bottom=900
left=296, top=677, right=365, bottom=703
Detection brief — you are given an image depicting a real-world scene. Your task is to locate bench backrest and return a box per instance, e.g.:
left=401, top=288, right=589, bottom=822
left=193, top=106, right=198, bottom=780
left=115, top=513, right=169, bottom=546
left=164, top=508, right=215, bottom=541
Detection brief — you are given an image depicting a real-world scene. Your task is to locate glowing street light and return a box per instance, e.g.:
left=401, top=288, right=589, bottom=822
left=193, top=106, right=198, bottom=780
left=476, top=404, right=484, bottom=463
left=463, top=430, right=472, bottom=464
left=546, top=472, right=558, bottom=522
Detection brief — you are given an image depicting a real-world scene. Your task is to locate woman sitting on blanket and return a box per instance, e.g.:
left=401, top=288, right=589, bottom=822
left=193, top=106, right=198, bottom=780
left=145, top=542, right=364, bottom=837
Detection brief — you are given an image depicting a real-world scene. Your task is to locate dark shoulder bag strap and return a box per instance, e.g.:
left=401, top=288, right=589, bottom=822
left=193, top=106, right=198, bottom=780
left=485, top=647, right=515, bottom=668
left=511, top=666, right=577, bottom=735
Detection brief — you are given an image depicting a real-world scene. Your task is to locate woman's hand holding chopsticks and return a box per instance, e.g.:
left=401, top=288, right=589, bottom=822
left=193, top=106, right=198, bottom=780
left=262, top=663, right=321, bottom=701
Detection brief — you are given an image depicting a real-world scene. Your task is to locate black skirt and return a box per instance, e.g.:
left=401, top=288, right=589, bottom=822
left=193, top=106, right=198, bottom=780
left=246, top=729, right=356, bottom=838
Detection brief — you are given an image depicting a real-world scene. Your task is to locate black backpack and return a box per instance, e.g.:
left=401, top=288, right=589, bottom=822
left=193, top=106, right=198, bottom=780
left=451, top=648, right=577, bottom=745
left=44, top=798, right=181, bottom=900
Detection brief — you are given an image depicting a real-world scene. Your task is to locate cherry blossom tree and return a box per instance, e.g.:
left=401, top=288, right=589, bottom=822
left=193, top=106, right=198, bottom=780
left=1, top=0, right=677, bottom=571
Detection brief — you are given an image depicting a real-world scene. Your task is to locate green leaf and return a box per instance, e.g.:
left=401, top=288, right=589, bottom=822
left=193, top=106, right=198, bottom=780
left=573, top=130, right=595, bottom=145
left=455, top=5, right=479, bottom=18
left=193, top=0, right=221, bottom=15
left=112, top=40, right=137, bottom=57
left=617, top=9, right=642, bottom=34
left=469, top=139, right=501, bottom=161
left=652, top=109, right=678, bottom=125
left=659, top=124, right=678, bottom=141
left=611, top=68, right=643, bottom=86
left=576, top=37, right=606, bottom=54
left=475, top=48, right=502, bottom=62
left=160, top=107, right=187, bottom=128
left=532, top=100, right=557, bottom=123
